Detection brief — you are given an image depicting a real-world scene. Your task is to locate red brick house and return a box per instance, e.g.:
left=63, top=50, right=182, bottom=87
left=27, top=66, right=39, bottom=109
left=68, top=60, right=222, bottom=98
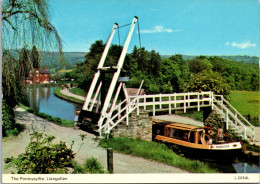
left=25, top=68, right=50, bottom=84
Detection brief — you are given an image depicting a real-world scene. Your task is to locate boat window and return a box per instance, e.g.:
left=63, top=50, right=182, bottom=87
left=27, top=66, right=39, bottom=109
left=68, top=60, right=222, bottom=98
left=189, top=131, right=195, bottom=143
left=171, top=129, right=190, bottom=141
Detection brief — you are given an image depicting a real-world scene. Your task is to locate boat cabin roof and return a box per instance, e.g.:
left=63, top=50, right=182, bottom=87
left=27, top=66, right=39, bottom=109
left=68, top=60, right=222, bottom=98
left=165, top=122, right=200, bottom=131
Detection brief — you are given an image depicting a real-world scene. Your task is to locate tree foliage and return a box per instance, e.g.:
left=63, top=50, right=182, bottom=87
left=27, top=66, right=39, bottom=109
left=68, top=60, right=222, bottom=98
left=68, top=39, right=258, bottom=97
left=2, top=0, right=63, bottom=106
left=2, top=99, right=15, bottom=137
left=4, top=132, right=75, bottom=174
left=184, top=70, right=231, bottom=96
left=2, top=0, right=63, bottom=134
left=31, top=45, right=40, bottom=68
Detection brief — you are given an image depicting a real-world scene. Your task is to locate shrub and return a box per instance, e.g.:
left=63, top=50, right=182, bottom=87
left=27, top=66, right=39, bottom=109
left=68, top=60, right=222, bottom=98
left=71, top=161, right=85, bottom=174
left=71, top=159, right=104, bottom=174
left=2, top=98, right=15, bottom=136
left=5, top=128, right=19, bottom=136
left=4, top=132, right=75, bottom=174
left=84, top=157, right=104, bottom=174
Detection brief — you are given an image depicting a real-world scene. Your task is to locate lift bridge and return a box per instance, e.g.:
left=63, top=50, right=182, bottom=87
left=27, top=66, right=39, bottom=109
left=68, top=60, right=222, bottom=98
left=78, top=16, right=255, bottom=141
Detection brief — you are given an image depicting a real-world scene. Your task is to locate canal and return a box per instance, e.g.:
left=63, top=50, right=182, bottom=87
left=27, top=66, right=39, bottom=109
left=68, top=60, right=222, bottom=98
left=25, top=86, right=81, bottom=121
left=25, top=86, right=259, bottom=173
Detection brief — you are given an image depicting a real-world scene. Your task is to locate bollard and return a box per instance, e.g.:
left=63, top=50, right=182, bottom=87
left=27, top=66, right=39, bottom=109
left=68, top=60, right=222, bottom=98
left=107, top=148, right=113, bottom=174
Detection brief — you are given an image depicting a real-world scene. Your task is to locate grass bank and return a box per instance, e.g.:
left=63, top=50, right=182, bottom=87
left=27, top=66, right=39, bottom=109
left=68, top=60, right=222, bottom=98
left=53, top=87, right=84, bottom=104
left=69, top=88, right=86, bottom=97
left=99, top=137, right=218, bottom=173
left=19, top=103, right=74, bottom=127
left=229, top=91, right=259, bottom=126
left=229, top=91, right=259, bottom=117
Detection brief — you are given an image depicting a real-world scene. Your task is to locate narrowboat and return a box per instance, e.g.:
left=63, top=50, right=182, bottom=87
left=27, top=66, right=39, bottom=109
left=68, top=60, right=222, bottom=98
left=152, top=120, right=242, bottom=162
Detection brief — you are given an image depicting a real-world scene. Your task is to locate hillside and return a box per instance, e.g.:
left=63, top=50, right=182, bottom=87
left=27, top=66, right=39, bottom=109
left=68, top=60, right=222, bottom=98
left=41, top=52, right=86, bottom=69
left=41, top=52, right=259, bottom=70
left=162, top=55, right=259, bottom=65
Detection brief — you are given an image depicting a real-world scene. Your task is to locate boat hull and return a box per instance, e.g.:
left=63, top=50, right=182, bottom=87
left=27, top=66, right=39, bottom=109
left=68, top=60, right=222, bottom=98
left=155, top=135, right=242, bottom=162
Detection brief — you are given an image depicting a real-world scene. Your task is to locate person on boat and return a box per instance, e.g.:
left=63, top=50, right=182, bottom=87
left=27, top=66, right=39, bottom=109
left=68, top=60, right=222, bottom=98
left=217, top=127, right=225, bottom=143
left=204, top=126, right=213, bottom=145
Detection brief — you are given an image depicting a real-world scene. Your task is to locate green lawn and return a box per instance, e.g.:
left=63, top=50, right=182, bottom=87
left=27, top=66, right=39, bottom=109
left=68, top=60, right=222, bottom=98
left=229, top=91, right=259, bottom=118
left=70, top=88, right=87, bottom=97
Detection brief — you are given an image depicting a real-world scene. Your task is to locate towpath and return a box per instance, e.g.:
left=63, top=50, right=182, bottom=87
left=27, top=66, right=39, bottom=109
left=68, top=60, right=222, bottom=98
left=2, top=107, right=187, bottom=174
left=60, top=88, right=86, bottom=102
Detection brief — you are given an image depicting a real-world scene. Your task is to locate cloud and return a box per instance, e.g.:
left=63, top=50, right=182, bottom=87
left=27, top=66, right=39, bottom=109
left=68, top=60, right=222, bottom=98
left=150, top=8, right=158, bottom=12
left=140, top=25, right=180, bottom=34
left=225, top=41, right=256, bottom=49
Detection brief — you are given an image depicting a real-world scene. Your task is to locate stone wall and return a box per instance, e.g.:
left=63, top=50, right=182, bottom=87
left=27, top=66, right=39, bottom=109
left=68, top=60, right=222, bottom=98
left=110, top=111, right=152, bottom=141
left=205, top=109, right=226, bottom=132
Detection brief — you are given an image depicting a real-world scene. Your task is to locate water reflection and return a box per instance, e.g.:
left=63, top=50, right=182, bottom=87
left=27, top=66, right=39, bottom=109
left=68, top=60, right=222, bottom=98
left=233, top=162, right=259, bottom=173
left=26, top=87, right=80, bottom=121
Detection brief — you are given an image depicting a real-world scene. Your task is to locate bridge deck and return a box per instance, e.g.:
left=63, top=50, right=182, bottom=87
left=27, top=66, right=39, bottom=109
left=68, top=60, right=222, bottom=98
left=153, top=114, right=204, bottom=127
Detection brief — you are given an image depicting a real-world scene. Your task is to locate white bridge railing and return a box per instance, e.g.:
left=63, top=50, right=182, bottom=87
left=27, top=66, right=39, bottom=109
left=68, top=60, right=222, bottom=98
left=213, top=95, right=255, bottom=140
left=133, top=91, right=213, bottom=116
left=97, top=91, right=255, bottom=140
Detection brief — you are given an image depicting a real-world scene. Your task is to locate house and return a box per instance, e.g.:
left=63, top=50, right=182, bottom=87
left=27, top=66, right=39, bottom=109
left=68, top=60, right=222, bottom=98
left=25, top=68, right=50, bottom=84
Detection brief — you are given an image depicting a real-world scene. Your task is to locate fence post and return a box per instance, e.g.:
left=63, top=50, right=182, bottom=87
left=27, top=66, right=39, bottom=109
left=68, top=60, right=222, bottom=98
left=197, top=93, right=200, bottom=111
left=188, top=92, right=190, bottom=107
left=144, top=94, right=146, bottom=110
left=184, top=94, right=186, bottom=113
left=153, top=96, right=155, bottom=116
left=169, top=94, right=171, bottom=114
left=137, top=96, right=139, bottom=116
left=174, top=93, right=176, bottom=108
left=159, top=93, right=162, bottom=109
left=226, top=111, right=229, bottom=130
left=211, top=92, right=214, bottom=110
left=107, top=148, right=113, bottom=174
left=244, top=127, right=247, bottom=140
left=126, top=105, right=129, bottom=126
left=235, top=110, right=238, bottom=125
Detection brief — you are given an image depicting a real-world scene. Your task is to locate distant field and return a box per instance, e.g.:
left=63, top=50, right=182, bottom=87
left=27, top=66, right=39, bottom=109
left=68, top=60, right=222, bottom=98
left=229, top=91, right=259, bottom=118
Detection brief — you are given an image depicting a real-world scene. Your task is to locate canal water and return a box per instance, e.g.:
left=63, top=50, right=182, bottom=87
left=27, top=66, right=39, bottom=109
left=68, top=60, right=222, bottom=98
left=25, top=86, right=259, bottom=173
left=25, top=87, right=81, bottom=121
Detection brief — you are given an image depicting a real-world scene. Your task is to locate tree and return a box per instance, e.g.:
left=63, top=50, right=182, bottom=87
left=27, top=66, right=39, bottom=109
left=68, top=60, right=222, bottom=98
left=2, top=0, right=63, bottom=135
left=31, top=45, right=40, bottom=68
left=184, top=70, right=231, bottom=96
left=2, top=0, right=63, bottom=103
left=159, top=58, right=181, bottom=92
left=168, top=54, right=190, bottom=91
left=148, top=50, right=161, bottom=76
left=188, top=56, right=212, bottom=74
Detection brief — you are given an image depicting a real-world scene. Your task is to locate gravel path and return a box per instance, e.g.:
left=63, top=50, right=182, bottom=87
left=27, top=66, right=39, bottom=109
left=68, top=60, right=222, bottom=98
left=2, top=107, right=188, bottom=174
